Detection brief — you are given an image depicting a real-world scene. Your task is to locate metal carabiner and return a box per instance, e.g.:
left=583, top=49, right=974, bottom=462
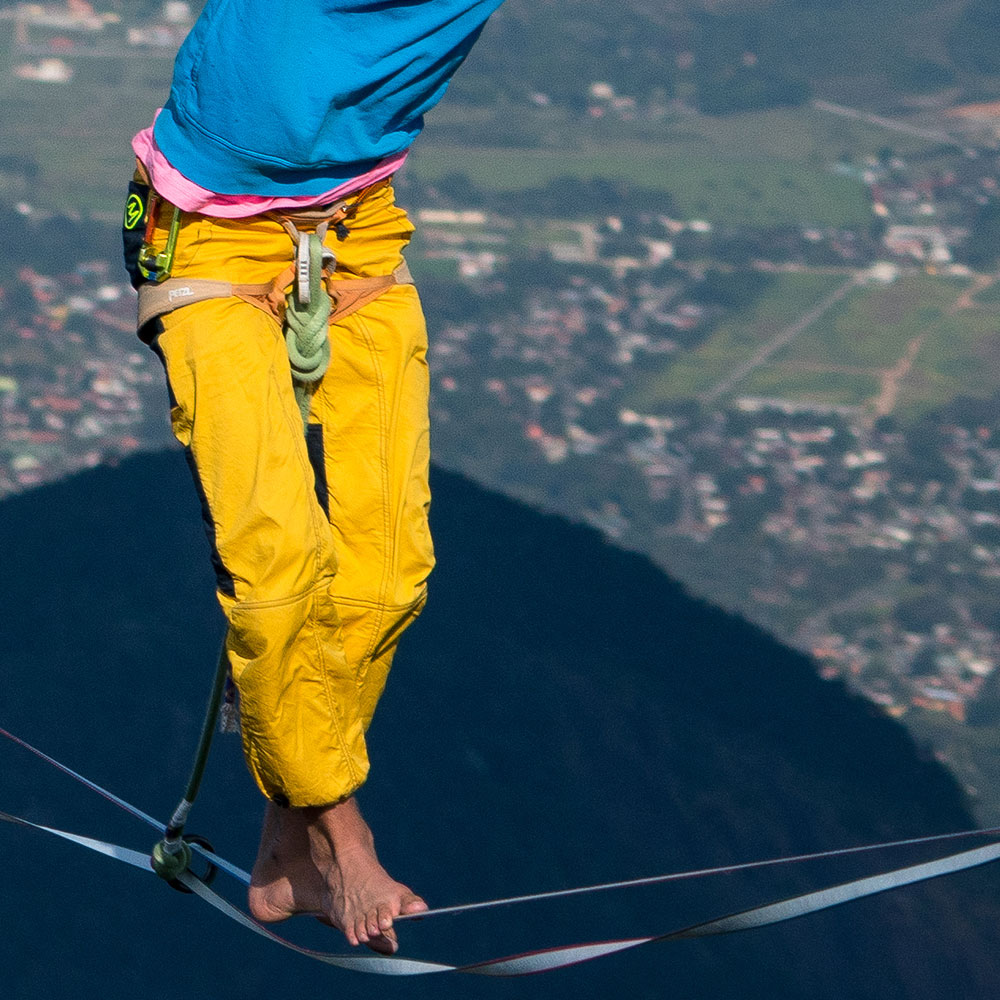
left=151, top=832, right=220, bottom=894
left=137, top=196, right=182, bottom=284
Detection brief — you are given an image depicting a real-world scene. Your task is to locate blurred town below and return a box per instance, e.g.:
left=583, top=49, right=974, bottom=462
left=3, top=0, right=1000, bottom=819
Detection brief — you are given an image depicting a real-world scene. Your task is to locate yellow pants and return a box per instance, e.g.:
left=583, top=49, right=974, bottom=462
left=150, top=183, right=434, bottom=807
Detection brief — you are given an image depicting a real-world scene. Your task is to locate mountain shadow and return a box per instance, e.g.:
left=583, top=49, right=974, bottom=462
left=1, top=449, right=999, bottom=1000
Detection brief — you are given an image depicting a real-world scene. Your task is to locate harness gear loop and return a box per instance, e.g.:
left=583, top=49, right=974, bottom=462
left=283, top=221, right=335, bottom=429
left=133, top=175, right=409, bottom=364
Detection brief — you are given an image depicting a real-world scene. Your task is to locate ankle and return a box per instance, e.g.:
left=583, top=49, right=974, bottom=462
left=305, top=797, right=376, bottom=854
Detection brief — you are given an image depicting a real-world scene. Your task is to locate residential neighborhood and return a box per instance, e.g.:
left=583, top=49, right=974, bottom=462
left=0, top=256, right=166, bottom=497
left=3, top=0, right=1000, bottom=811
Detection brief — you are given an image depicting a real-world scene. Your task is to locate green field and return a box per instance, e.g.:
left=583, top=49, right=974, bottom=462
left=0, top=66, right=168, bottom=215
left=736, top=367, right=882, bottom=408
left=898, top=302, right=1000, bottom=417
left=580, top=103, right=941, bottom=166
left=409, top=144, right=872, bottom=227
left=628, top=272, right=849, bottom=406
left=767, top=273, right=1000, bottom=417
left=969, top=279, right=1000, bottom=304
left=631, top=270, right=1000, bottom=419
left=771, top=275, right=959, bottom=364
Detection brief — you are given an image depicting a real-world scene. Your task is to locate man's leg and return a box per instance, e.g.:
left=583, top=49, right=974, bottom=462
left=247, top=281, right=434, bottom=950
left=157, top=291, right=370, bottom=805
left=159, top=288, right=426, bottom=951
left=157, top=293, right=428, bottom=950
left=239, top=188, right=433, bottom=950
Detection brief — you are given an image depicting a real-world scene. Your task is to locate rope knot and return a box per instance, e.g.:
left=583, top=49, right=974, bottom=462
left=284, top=229, right=334, bottom=428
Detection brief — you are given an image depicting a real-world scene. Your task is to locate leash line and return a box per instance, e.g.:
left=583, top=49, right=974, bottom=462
left=151, top=642, right=231, bottom=884
left=0, top=725, right=165, bottom=833
left=0, top=722, right=251, bottom=885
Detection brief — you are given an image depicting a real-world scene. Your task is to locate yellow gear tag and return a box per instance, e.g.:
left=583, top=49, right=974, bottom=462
left=123, top=192, right=145, bottom=231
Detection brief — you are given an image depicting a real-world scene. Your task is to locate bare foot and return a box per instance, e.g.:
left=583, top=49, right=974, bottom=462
left=248, top=802, right=328, bottom=924
left=248, top=797, right=426, bottom=954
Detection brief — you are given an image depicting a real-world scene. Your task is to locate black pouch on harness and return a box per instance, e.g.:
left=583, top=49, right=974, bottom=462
left=122, top=179, right=150, bottom=290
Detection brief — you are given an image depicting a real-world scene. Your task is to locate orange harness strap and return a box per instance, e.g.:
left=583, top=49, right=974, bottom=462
left=137, top=261, right=413, bottom=332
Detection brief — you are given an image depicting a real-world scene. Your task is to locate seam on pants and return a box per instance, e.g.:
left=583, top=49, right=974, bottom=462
left=330, top=592, right=427, bottom=613
left=311, top=592, right=361, bottom=788
left=354, top=312, right=393, bottom=671
left=266, top=334, right=330, bottom=586
left=232, top=578, right=330, bottom=612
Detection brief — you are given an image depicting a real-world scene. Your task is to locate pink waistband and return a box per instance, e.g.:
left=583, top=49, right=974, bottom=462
left=132, top=116, right=408, bottom=218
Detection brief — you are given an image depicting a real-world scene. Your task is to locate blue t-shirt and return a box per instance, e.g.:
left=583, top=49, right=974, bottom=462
left=153, top=0, right=503, bottom=197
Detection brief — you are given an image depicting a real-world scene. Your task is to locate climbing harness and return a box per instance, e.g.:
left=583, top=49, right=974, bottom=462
left=3, top=722, right=1000, bottom=976
left=133, top=185, right=412, bottom=430
left=128, top=161, right=408, bottom=428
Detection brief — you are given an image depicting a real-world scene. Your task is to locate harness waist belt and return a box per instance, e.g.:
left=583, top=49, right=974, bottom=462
left=137, top=260, right=413, bottom=332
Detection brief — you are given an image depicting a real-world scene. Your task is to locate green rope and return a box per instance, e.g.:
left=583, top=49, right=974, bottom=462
left=151, top=640, right=229, bottom=882
left=177, top=640, right=230, bottom=816
left=285, top=232, right=332, bottom=430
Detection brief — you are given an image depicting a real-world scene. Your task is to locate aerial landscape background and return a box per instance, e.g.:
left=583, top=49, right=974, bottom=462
left=3, top=0, right=1000, bottom=995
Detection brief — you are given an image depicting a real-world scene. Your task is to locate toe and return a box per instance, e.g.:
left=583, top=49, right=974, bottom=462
left=376, top=903, right=395, bottom=932
left=401, top=893, right=428, bottom=915
left=367, top=927, right=399, bottom=955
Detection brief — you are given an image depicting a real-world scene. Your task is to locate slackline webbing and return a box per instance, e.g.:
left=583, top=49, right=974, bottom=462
left=3, top=805, right=1000, bottom=977
left=4, top=726, right=1000, bottom=976
left=0, top=725, right=250, bottom=884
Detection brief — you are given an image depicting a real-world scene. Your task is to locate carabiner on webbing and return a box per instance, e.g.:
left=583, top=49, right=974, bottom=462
left=150, top=832, right=219, bottom=893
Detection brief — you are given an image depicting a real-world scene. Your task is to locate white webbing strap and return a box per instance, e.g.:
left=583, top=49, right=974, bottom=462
left=178, top=872, right=453, bottom=975
left=3, top=803, right=1000, bottom=977
left=673, top=840, right=1000, bottom=937
left=0, top=809, right=153, bottom=872
left=460, top=839, right=1000, bottom=976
